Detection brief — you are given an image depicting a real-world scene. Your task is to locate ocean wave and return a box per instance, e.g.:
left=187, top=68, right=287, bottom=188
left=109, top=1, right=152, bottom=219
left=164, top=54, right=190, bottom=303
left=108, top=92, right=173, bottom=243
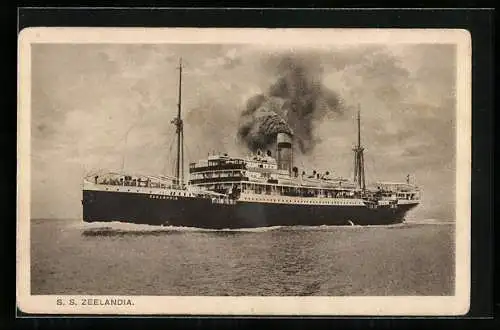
left=404, top=219, right=455, bottom=225
left=77, top=218, right=453, bottom=236
left=79, top=221, right=285, bottom=235
left=218, top=225, right=284, bottom=232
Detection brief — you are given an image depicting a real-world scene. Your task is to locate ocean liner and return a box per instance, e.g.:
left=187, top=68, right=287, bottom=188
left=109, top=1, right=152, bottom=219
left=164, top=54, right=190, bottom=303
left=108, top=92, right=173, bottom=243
left=82, top=60, right=420, bottom=229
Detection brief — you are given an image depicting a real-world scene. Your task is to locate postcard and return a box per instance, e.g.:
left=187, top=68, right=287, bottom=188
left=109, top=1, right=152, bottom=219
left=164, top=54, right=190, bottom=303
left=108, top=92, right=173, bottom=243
left=17, top=27, right=471, bottom=315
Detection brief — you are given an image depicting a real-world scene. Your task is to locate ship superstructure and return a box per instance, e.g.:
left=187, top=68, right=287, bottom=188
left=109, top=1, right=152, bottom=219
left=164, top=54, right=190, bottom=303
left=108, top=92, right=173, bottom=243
left=82, top=59, right=420, bottom=228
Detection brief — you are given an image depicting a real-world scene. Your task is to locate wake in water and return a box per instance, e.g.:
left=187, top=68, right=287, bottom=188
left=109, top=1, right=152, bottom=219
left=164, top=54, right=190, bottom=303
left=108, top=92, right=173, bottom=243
left=77, top=218, right=452, bottom=237
left=404, top=219, right=455, bottom=225
left=79, top=221, right=286, bottom=237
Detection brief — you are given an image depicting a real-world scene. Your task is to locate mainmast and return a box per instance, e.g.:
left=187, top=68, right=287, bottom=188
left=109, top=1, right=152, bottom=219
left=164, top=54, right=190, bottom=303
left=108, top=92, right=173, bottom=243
left=171, top=58, right=184, bottom=187
left=353, top=104, right=366, bottom=191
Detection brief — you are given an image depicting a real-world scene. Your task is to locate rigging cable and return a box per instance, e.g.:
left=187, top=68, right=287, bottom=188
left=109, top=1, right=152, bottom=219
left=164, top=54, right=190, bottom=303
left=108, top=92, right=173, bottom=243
left=365, top=153, right=378, bottom=185
left=162, top=132, right=177, bottom=177
left=86, top=106, right=148, bottom=178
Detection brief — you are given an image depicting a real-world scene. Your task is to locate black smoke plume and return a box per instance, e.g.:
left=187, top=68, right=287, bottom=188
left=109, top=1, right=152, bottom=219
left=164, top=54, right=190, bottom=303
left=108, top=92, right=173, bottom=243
left=237, top=55, right=345, bottom=154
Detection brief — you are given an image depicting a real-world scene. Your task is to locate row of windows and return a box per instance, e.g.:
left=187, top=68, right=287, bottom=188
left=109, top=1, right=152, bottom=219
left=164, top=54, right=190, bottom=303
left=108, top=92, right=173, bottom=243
left=105, top=188, right=145, bottom=192
left=102, top=187, right=192, bottom=198
left=242, top=197, right=362, bottom=205
left=148, top=192, right=194, bottom=198
left=241, top=183, right=357, bottom=195
left=97, top=178, right=168, bottom=189
left=211, top=198, right=237, bottom=205
left=161, top=191, right=193, bottom=197
left=197, top=182, right=358, bottom=195
left=247, top=163, right=276, bottom=169
left=191, top=171, right=244, bottom=179
left=244, top=190, right=357, bottom=199
left=189, top=160, right=246, bottom=170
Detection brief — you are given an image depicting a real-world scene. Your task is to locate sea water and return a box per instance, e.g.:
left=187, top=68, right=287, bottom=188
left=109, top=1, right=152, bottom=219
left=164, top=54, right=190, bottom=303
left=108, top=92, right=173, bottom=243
left=30, top=219, right=455, bottom=296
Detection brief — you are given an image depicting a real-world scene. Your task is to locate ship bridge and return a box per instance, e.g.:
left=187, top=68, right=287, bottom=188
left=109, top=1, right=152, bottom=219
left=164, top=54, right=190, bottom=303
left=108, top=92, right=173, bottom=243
left=188, top=153, right=249, bottom=195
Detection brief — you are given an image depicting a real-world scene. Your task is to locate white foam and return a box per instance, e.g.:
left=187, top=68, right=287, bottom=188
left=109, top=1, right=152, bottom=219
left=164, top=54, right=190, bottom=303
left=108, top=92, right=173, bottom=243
left=405, top=219, right=455, bottom=225
left=77, top=218, right=453, bottom=234
left=79, top=221, right=284, bottom=233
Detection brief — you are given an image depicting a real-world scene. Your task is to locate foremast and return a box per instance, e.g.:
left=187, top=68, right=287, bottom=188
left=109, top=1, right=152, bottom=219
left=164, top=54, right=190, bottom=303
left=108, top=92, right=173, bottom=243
left=171, top=58, right=184, bottom=188
left=353, top=104, right=366, bottom=191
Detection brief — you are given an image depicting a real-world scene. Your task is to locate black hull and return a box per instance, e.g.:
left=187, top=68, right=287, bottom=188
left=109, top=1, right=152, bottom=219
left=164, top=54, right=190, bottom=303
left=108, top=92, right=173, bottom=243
left=82, top=190, right=418, bottom=229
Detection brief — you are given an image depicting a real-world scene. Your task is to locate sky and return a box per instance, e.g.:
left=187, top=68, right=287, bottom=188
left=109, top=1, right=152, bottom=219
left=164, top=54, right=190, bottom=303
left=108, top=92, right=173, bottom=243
left=30, top=42, right=456, bottom=220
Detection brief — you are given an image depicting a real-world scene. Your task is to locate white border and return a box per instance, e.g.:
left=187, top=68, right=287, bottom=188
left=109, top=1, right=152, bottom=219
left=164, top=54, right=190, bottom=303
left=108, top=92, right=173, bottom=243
left=17, top=27, right=471, bottom=316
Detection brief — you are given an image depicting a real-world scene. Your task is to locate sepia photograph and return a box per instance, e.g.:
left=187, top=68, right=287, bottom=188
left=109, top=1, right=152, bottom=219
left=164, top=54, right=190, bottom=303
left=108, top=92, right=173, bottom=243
left=17, top=27, right=471, bottom=315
